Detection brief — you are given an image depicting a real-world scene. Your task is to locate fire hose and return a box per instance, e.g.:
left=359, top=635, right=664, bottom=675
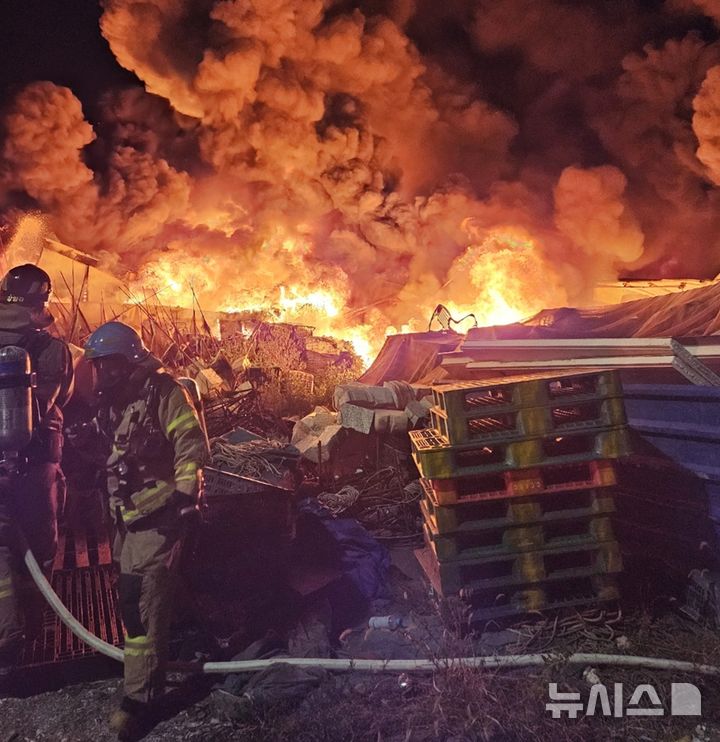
left=21, top=539, right=720, bottom=678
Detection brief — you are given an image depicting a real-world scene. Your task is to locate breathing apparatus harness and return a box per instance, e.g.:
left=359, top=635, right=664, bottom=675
left=0, top=330, right=55, bottom=476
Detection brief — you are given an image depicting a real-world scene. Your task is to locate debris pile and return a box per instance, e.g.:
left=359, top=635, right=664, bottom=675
left=335, top=381, right=425, bottom=435
left=210, top=430, right=298, bottom=487
left=315, top=473, right=422, bottom=546
left=124, top=307, right=364, bottom=432
left=290, top=381, right=431, bottom=470
left=290, top=406, right=342, bottom=464
left=283, top=381, right=432, bottom=543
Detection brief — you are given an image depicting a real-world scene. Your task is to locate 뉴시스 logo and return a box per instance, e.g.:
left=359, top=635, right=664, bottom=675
left=546, top=682, right=702, bottom=718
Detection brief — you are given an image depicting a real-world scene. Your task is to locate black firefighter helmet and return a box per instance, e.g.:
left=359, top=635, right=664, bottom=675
left=0, top=264, right=52, bottom=307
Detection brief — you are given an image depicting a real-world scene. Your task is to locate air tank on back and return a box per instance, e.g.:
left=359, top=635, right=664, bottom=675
left=0, top=345, right=35, bottom=453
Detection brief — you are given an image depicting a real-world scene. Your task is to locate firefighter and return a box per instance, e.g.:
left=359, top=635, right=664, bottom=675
left=82, top=321, right=207, bottom=739
left=0, top=264, right=74, bottom=684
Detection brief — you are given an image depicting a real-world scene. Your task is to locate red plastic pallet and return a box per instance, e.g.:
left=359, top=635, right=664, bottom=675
left=425, top=459, right=617, bottom=505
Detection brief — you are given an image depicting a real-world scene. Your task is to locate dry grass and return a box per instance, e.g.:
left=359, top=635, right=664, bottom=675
left=213, top=607, right=720, bottom=742
left=222, top=658, right=720, bottom=742
left=310, top=355, right=365, bottom=407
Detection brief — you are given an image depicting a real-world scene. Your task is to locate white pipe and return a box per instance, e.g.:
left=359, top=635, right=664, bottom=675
left=24, top=546, right=720, bottom=677
left=200, top=654, right=720, bottom=676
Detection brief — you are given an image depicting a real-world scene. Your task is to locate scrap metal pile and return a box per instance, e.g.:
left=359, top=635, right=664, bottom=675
left=194, top=338, right=720, bottom=631
left=52, top=299, right=720, bottom=662
left=284, top=381, right=435, bottom=541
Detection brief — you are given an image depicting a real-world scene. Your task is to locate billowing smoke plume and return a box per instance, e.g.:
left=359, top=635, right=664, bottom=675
left=2, top=0, right=720, bottom=351
left=553, top=166, right=644, bottom=275
left=694, top=65, right=720, bottom=184
left=669, top=0, right=720, bottom=26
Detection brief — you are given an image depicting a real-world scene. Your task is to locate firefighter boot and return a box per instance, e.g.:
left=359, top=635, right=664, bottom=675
left=109, top=700, right=151, bottom=741
left=0, top=640, right=21, bottom=698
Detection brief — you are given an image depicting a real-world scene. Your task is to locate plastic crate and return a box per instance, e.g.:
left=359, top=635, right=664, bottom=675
left=203, top=466, right=295, bottom=536
left=410, top=426, right=632, bottom=480
left=421, top=481, right=616, bottom=534
left=679, top=570, right=720, bottom=626
left=425, top=459, right=617, bottom=505
left=423, top=516, right=615, bottom=562
left=431, top=395, right=626, bottom=445
left=432, top=370, right=623, bottom=418
left=466, top=574, right=620, bottom=626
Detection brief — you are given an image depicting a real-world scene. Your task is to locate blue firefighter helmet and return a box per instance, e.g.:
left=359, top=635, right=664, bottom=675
left=84, top=321, right=150, bottom=363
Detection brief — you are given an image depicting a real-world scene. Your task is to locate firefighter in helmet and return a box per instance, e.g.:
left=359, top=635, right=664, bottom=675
left=82, top=321, right=207, bottom=739
left=0, top=264, right=74, bottom=684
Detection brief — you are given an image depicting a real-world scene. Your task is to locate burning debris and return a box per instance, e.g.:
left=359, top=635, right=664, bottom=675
left=2, top=1, right=720, bottom=358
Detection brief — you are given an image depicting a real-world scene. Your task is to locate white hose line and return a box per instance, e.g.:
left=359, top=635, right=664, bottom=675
left=201, top=654, right=720, bottom=676
left=24, top=546, right=720, bottom=678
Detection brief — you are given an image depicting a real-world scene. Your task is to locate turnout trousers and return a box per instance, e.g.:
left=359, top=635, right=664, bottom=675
left=114, top=506, right=183, bottom=705
left=0, top=463, right=60, bottom=666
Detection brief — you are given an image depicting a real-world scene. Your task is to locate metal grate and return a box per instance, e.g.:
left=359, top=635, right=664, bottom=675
left=20, top=527, right=122, bottom=668
left=53, top=527, right=114, bottom=571
left=20, top=565, right=123, bottom=666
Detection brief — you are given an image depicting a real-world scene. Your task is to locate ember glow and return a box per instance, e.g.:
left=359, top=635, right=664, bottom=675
left=130, top=224, right=552, bottom=364
left=2, top=1, right=720, bottom=366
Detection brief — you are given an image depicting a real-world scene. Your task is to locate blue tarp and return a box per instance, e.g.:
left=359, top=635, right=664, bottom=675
left=298, top=499, right=391, bottom=601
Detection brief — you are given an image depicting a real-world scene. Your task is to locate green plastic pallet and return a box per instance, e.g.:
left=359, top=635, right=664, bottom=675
left=430, top=395, right=627, bottom=446
left=421, top=481, right=616, bottom=534
left=411, top=425, right=633, bottom=480
left=417, top=537, right=622, bottom=595
left=466, top=574, right=620, bottom=626
left=432, top=370, right=623, bottom=420
left=423, top=515, right=616, bottom=561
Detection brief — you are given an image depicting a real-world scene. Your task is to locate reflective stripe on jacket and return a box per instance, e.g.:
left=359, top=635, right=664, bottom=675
left=106, top=371, right=208, bottom=526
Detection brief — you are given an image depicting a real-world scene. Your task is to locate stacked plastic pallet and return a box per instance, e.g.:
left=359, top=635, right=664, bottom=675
left=410, top=369, right=632, bottom=628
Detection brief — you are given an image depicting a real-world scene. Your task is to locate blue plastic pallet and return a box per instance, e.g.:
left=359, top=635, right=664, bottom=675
left=624, top=384, right=720, bottom=427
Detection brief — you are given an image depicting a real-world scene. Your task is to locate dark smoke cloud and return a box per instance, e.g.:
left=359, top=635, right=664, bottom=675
left=1, top=0, right=720, bottom=343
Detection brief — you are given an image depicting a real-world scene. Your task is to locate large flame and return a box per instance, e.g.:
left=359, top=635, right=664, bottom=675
left=2, top=2, right=720, bottom=372
left=445, top=227, right=567, bottom=330
left=129, top=225, right=561, bottom=367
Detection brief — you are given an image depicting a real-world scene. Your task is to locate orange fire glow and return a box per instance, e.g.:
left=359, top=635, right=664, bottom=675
left=129, top=225, right=564, bottom=367
left=4, top=213, right=567, bottom=369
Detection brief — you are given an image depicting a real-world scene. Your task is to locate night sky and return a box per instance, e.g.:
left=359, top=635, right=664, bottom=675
left=1, top=0, right=715, bottom=121
left=0, top=1, right=137, bottom=118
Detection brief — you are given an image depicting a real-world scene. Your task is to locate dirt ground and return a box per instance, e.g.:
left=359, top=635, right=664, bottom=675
left=4, top=548, right=720, bottom=741
left=2, top=656, right=720, bottom=742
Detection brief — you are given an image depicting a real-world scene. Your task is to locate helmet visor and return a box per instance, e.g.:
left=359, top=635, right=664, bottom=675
left=90, top=355, right=130, bottom=393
